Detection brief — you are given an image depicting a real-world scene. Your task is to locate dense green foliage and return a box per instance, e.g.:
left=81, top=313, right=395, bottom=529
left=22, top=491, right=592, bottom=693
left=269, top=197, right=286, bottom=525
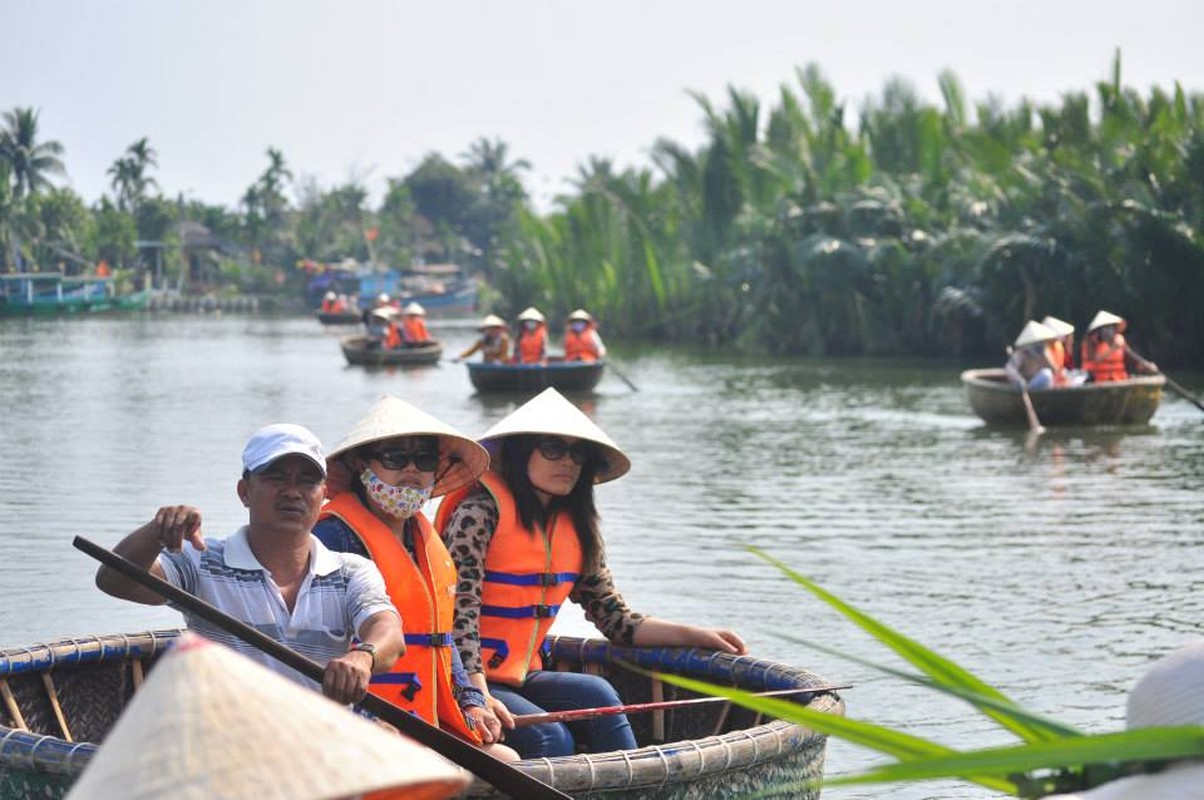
left=3, top=55, right=1201, bottom=363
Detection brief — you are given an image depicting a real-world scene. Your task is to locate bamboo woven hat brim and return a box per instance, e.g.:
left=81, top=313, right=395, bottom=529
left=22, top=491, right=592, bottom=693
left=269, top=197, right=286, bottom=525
left=1127, top=639, right=1204, bottom=729
left=478, top=313, right=506, bottom=329
left=568, top=309, right=593, bottom=322
left=1040, top=316, right=1075, bottom=337
left=64, top=633, right=469, bottom=800
left=403, top=302, right=425, bottom=315
left=517, top=306, right=545, bottom=323
left=478, top=387, right=631, bottom=483
left=326, top=395, right=489, bottom=497
left=1088, top=309, right=1127, bottom=333
left=1013, top=320, right=1058, bottom=348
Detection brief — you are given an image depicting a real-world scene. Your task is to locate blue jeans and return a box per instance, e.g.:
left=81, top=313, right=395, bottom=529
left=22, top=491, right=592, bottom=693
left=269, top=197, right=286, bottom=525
left=1028, top=368, right=1053, bottom=390
left=490, top=671, right=637, bottom=758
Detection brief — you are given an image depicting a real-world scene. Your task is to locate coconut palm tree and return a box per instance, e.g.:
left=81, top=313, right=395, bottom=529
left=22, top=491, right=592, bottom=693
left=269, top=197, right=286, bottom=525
left=0, top=107, right=66, bottom=200
left=107, top=137, right=159, bottom=213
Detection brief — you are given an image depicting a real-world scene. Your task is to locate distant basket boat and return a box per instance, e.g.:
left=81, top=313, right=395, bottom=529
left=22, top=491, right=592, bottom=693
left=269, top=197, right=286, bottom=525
left=961, top=368, right=1165, bottom=426
left=340, top=335, right=443, bottom=367
left=314, top=309, right=363, bottom=326
left=467, top=358, right=605, bottom=393
left=0, top=631, right=840, bottom=799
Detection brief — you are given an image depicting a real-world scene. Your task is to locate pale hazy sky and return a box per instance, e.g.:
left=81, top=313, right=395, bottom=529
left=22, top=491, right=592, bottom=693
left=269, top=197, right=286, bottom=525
left=6, top=0, right=1202, bottom=211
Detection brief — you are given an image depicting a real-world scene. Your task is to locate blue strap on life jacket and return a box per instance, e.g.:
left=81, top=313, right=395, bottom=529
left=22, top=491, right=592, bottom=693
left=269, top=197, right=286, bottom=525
left=484, top=570, right=580, bottom=587
left=481, top=603, right=561, bottom=619
left=369, top=671, right=423, bottom=701
left=481, top=637, right=511, bottom=669
left=404, top=632, right=454, bottom=647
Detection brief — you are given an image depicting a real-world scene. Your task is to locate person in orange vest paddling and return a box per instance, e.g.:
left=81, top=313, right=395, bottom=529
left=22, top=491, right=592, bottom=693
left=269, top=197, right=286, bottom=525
left=457, top=314, right=511, bottom=363
left=1081, top=310, right=1157, bottom=383
left=513, top=307, right=547, bottom=364
left=314, top=396, right=519, bottom=761
left=435, top=388, right=746, bottom=759
left=562, top=309, right=607, bottom=362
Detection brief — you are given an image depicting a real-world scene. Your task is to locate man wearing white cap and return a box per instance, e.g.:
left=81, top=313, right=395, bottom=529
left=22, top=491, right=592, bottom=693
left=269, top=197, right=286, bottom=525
left=96, top=423, right=404, bottom=704
left=1005, top=320, right=1062, bottom=390
left=1045, top=640, right=1204, bottom=798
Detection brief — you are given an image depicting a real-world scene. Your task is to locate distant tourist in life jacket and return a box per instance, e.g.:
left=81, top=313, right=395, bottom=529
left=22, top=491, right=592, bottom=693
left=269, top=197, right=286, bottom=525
left=562, top=309, right=607, bottom=362
left=1045, top=639, right=1204, bottom=799
left=513, top=307, right=547, bottom=364
left=400, top=302, right=432, bottom=345
left=368, top=307, right=395, bottom=348
left=320, top=291, right=338, bottom=313
left=1041, top=315, right=1088, bottom=386
left=458, top=314, right=510, bottom=363
left=434, top=388, right=747, bottom=760
left=1081, top=310, right=1157, bottom=383
left=363, top=292, right=394, bottom=326
left=1005, top=320, right=1062, bottom=390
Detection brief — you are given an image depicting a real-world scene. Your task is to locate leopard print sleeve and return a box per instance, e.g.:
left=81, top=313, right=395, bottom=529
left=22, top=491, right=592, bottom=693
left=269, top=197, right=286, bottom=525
left=571, top=545, right=646, bottom=644
left=441, top=488, right=498, bottom=676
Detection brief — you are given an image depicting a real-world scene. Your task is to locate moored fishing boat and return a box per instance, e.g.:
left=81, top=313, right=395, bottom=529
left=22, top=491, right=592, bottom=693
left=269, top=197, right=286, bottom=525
left=340, top=335, right=442, bottom=367
left=0, top=631, right=841, bottom=799
left=467, top=358, right=605, bottom=393
left=961, top=368, right=1164, bottom=426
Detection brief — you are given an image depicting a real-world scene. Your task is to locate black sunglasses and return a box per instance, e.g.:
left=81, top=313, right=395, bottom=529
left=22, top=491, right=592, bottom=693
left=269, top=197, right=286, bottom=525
left=370, top=449, right=440, bottom=472
left=534, top=436, right=591, bottom=466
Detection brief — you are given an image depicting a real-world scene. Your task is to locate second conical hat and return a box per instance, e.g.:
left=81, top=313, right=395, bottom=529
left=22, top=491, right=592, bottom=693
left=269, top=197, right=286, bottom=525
left=65, top=634, right=468, bottom=800
left=517, top=306, right=545, bottom=323
left=1040, top=316, right=1075, bottom=337
left=1013, top=320, right=1058, bottom=348
left=479, top=388, right=630, bottom=483
left=478, top=313, right=506, bottom=329
left=1088, top=309, right=1126, bottom=332
left=326, top=395, right=489, bottom=497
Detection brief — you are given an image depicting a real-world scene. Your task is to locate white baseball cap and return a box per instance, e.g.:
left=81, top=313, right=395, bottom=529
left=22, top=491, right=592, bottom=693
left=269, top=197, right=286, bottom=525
left=241, top=423, right=326, bottom=476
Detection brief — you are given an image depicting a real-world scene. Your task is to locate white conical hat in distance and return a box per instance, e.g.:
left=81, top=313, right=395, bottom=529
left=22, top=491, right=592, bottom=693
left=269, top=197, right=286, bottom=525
left=567, top=309, right=593, bottom=322
left=65, top=634, right=469, bottom=800
left=479, top=388, right=631, bottom=483
left=326, top=395, right=489, bottom=497
left=517, top=306, right=545, bottom=323
left=403, top=302, right=426, bottom=316
left=1127, top=640, right=1204, bottom=729
left=1013, top=320, right=1058, bottom=348
left=478, top=314, right=506, bottom=329
left=1088, top=309, right=1127, bottom=333
left=1040, top=316, right=1075, bottom=337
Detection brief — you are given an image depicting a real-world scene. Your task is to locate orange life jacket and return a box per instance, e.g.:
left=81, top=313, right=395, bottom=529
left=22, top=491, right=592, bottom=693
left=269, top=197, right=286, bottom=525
left=1082, top=334, right=1128, bottom=382
left=403, top=317, right=431, bottom=343
left=319, top=493, right=481, bottom=743
left=321, top=298, right=335, bottom=312
left=563, top=327, right=599, bottom=362
left=384, top=322, right=402, bottom=350
left=515, top=325, right=547, bottom=364
left=435, top=470, right=583, bottom=687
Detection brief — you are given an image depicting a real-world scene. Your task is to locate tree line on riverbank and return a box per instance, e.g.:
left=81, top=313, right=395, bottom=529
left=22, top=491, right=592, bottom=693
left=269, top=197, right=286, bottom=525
left=3, top=53, right=1202, bottom=365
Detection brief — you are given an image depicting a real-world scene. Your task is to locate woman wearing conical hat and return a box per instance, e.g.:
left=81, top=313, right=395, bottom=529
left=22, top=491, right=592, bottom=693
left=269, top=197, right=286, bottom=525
left=1041, top=316, right=1076, bottom=371
left=1081, top=310, right=1157, bottom=383
left=1006, top=320, right=1062, bottom=389
left=562, top=309, right=607, bottom=363
left=314, top=396, right=519, bottom=761
left=457, top=314, right=510, bottom=363
left=434, top=388, right=747, bottom=759
left=513, top=306, right=547, bottom=364
left=401, top=302, right=433, bottom=345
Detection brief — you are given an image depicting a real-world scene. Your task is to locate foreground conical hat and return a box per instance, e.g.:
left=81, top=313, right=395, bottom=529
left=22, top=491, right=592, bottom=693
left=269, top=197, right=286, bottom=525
left=479, top=388, right=630, bottom=483
left=326, top=395, right=489, bottom=497
left=1088, top=309, right=1127, bottom=333
left=517, top=306, right=545, bottom=323
left=567, top=309, right=594, bottom=322
left=1127, top=640, right=1204, bottom=730
left=1040, top=316, right=1075, bottom=337
left=66, top=634, right=468, bottom=800
left=403, top=302, right=426, bottom=316
left=478, top=313, right=506, bottom=329
left=1013, top=320, right=1058, bottom=348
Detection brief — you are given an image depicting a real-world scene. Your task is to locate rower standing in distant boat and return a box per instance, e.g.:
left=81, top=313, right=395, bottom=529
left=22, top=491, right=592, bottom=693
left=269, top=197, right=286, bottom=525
left=513, top=307, right=548, bottom=364
left=457, top=314, right=511, bottom=363
left=1005, top=320, right=1062, bottom=389
left=562, top=309, right=607, bottom=362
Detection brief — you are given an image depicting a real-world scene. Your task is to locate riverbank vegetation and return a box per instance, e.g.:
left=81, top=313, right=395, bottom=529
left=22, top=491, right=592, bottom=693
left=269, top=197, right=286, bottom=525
left=3, top=53, right=1201, bottom=364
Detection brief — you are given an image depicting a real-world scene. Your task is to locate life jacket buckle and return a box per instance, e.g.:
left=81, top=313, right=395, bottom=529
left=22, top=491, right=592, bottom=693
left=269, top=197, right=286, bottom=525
left=538, top=572, right=558, bottom=586
left=400, top=675, right=423, bottom=701
left=534, top=604, right=554, bottom=618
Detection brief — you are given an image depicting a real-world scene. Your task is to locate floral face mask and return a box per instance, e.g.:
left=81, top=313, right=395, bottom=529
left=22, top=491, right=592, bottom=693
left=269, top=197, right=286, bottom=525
left=360, top=466, right=432, bottom=519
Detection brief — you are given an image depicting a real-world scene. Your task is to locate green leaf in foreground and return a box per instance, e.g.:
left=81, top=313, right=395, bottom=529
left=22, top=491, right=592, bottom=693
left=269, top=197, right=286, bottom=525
left=748, top=546, right=1074, bottom=743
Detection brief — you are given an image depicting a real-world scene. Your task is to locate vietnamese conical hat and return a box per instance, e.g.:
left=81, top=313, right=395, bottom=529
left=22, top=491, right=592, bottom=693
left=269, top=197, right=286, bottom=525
left=326, top=395, right=489, bottom=497
left=1013, top=320, right=1058, bottom=348
left=370, top=306, right=396, bottom=320
left=1088, top=309, right=1127, bottom=333
left=478, top=314, right=506, bottom=329
left=403, top=302, right=426, bottom=316
left=65, top=634, right=468, bottom=800
left=1127, top=640, right=1204, bottom=730
left=1040, top=316, right=1075, bottom=337
left=567, top=309, right=594, bottom=322
left=479, top=388, right=630, bottom=483
left=517, top=306, right=545, bottom=323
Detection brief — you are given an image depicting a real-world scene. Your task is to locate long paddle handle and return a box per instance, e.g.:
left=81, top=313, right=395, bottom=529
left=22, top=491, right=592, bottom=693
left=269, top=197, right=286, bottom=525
left=606, top=360, right=639, bottom=392
left=511, top=684, right=851, bottom=727
left=1125, top=345, right=1204, bottom=413
left=1019, top=384, right=1045, bottom=434
left=73, top=536, right=569, bottom=800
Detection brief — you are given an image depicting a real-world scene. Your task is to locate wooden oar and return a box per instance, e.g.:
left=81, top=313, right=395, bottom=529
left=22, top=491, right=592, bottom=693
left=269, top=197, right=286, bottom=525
left=1125, top=345, right=1204, bottom=413
left=1019, top=383, right=1045, bottom=435
left=511, top=684, right=851, bottom=727
left=73, top=536, right=568, bottom=800
left=606, top=360, right=639, bottom=392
